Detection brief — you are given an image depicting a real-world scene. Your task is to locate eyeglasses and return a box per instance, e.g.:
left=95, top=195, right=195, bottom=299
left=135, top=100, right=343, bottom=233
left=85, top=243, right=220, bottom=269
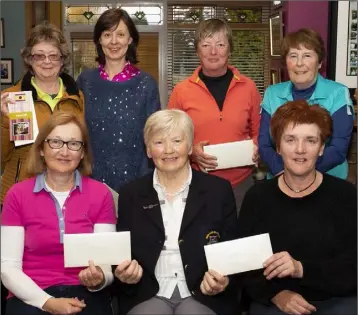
left=31, top=54, right=62, bottom=62
left=45, top=139, right=84, bottom=151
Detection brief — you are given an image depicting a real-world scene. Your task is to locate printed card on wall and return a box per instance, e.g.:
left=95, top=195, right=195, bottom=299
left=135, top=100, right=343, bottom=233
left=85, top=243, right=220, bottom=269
left=8, top=91, right=39, bottom=146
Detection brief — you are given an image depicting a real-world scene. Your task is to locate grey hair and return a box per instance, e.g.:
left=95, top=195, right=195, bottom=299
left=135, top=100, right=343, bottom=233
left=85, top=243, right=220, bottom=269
left=144, top=109, right=194, bottom=150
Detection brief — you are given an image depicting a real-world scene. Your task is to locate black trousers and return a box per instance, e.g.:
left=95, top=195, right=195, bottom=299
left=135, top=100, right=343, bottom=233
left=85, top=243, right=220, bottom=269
left=5, top=285, right=113, bottom=315
left=1, top=282, right=8, bottom=314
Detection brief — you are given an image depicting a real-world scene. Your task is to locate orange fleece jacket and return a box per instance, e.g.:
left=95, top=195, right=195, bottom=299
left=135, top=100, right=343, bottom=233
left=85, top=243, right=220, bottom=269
left=168, top=66, right=261, bottom=186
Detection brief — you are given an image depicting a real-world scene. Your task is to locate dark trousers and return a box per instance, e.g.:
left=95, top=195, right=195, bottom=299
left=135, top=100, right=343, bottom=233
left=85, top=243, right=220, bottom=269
left=2, top=282, right=8, bottom=314
left=5, top=285, right=113, bottom=315
left=250, top=296, right=357, bottom=315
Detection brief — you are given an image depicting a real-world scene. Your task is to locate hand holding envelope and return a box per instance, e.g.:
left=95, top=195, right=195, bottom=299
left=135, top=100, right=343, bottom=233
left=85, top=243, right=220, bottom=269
left=114, top=260, right=143, bottom=284
left=203, top=140, right=256, bottom=171
left=78, top=260, right=105, bottom=288
left=192, top=140, right=218, bottom=172
left=63, top=232, right=131, bottom=267
left=204, top=233, right=273, bottom=276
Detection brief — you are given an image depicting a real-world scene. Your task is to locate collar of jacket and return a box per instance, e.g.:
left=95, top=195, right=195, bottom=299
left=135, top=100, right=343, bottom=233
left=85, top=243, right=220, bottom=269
left=189, top=65, right=246, bottom=83
left=188, top=65, right=247, bottom=85
left=276, top=73, right=328, bottom=101
left=18, top=71, right=80, bottom=101
left=139, top=168, right=207, bottom=198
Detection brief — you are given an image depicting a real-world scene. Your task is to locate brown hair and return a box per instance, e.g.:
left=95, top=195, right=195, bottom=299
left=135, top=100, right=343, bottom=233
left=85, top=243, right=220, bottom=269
left=27, top=112, right=93, bottom=176
left=93, top=8, right=139, bottom=65
left=21, top=21, right=70, bottom=73
left=194, top=18, right=233, bottom=53
left=281, top=28, right=325, bottom=63
left=270, top=100, right=332, bottom=150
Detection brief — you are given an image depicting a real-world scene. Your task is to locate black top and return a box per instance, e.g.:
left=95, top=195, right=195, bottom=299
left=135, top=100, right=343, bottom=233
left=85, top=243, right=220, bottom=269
left=199, top=68, right=233, bottom=111
left=113, top=169, right=240, bottom=315
left=238, top=174, right=357, bottom=304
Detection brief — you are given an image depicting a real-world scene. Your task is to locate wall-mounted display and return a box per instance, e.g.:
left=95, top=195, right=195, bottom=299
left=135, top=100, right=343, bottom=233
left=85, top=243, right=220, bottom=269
left=1, top=59, right=14, bottom=84
left=331, top=1, right=357, bottom=88
left=347, top=2, right=357, bottom=76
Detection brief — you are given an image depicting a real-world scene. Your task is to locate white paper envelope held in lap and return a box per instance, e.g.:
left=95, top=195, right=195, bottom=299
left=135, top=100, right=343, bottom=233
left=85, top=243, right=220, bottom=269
left=203, top=140, right=255, bottom=171
left=63, top=232, right=131, bottom=267
left=204, top=233, right=273, bottom=276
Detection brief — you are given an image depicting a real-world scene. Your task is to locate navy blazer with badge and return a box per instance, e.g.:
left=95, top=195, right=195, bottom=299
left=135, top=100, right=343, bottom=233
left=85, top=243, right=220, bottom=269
left=113, top=169, right=240, bottom=315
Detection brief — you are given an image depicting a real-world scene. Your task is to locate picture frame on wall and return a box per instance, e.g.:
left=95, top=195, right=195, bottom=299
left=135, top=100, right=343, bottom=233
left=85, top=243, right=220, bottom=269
left=1, top=59, right=14, bottom=85
left=0, top=18, right=4, bottom=48
left=269, top=12, right=283, bottom=57
left=328, top=1, right=357, bottom=88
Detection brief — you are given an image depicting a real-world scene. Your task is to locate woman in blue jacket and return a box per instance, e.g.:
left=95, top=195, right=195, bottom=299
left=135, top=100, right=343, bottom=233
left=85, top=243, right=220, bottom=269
left=259, top=28, right=354, bottom=179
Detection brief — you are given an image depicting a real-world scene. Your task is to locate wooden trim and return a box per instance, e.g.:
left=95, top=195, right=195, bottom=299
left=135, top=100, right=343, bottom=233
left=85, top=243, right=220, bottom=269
left=25, top=1, right=33, bottom=39
left=70, top=32, right=93, bottom=40
left=168, top=1, right=269, bottom=7
left=47, top=1, right=62, bottom=29
left=168, top=23, right=268, bottom=30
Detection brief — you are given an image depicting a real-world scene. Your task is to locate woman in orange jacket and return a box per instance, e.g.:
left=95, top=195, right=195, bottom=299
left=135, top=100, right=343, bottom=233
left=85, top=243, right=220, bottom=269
left=168, top=18, right=261, bottom=213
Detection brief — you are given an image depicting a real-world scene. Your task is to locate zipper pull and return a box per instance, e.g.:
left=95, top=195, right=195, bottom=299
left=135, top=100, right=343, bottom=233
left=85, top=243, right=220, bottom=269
left=220, top=112, right=223, bottom=121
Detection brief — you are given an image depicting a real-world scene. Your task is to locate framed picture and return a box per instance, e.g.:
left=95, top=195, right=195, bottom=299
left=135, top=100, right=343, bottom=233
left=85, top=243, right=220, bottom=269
left=270, top=68, right=281, bottom=85
left=0, top=18, right=4, bottom=48
left=269, top=12, right=283, bottom=57
left=328, top=2, right=357, bottom=88
left=1, top=59, right=14, bottom=84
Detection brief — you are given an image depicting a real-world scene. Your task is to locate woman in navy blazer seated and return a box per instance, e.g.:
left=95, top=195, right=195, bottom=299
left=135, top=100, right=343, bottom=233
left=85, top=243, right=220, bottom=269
left=112, top=109, right=239, bottom=315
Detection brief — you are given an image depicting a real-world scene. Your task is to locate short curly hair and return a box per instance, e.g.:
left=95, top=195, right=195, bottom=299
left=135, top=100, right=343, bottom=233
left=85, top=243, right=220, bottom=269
left=21, top=21, right=70, bottom=73
left=270, top=100, right=332, bottom=151
left=281, top=28, right=325, bottom=64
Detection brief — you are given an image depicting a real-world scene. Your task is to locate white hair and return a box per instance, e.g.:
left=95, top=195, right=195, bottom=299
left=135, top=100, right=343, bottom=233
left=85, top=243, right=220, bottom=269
left=143, top=109, right=194, bottom=150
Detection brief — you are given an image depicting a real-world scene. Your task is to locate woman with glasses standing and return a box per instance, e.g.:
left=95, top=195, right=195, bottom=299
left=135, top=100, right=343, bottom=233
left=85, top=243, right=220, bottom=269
left=0, top=22, right=84, bottom=204
left=1, top=112, right=116, bottom=315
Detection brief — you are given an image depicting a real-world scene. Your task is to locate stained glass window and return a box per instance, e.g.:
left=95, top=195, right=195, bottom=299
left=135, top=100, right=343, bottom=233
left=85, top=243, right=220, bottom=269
left=66, top=5, right=111, bottom=25
left=119, top=5, right=163, bottom=25
left=224, top=8, right=262, bottom=23
left=170, top=6, right=216, bottom=24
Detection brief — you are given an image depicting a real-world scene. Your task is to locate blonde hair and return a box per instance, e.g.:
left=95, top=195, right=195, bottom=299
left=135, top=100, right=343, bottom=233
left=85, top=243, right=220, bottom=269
left=194, top=18, right=233, bottom=53
left=144, top=109, right=194, bottom=150
left=21, top=21, right=70, bottom=73
left=27, top=112, right=93, bottom=176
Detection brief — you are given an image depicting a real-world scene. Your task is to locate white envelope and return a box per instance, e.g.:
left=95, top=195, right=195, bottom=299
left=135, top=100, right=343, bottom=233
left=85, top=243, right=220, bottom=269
left=204, top=233, right=273, bottom=276
left=203, top=140, right=254, bottom=170
left=63, top=232, right=131, bottom=267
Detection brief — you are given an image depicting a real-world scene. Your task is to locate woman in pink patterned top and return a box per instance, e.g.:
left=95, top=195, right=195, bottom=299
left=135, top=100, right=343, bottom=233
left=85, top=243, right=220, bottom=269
left=77, top=8, right=161, bottom=192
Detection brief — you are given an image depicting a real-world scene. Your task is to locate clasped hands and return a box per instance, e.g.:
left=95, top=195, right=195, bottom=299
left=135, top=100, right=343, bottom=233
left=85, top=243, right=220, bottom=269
left=42, top=260, right=104, bottom=315
left=265, top=252, right=317, bottom=315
